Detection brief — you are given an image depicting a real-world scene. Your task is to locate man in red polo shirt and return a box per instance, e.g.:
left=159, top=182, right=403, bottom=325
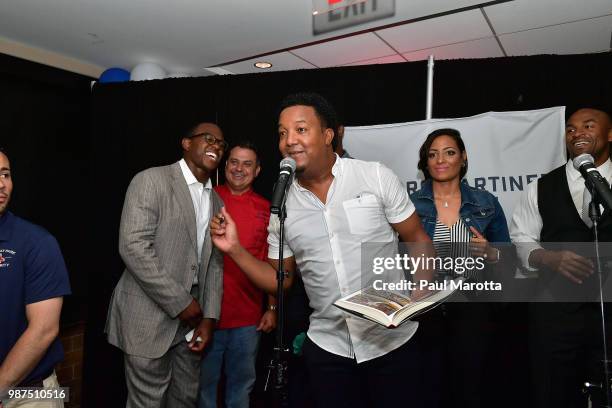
left=198, top=141, right=276, bottom=408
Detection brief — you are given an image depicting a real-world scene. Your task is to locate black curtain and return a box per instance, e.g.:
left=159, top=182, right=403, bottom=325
left=0, top=53, right=93, bottom=324
left=2, top=50, right=611, bottom=407
left=2, top=49, right=610, bottom=407
left=4, top=52, right=605, bottom=407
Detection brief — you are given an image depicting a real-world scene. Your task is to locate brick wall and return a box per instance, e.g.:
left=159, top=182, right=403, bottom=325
left=57, top=321, right=85, bottom=408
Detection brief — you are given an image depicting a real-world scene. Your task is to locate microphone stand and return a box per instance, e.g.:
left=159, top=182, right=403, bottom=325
left=584, top=181, right=612, bottom=407
left=265, top=192, right=290, bottom=407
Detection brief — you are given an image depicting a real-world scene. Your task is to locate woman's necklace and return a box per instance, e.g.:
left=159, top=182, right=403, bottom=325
left=435, top=195, right=460, bottom=208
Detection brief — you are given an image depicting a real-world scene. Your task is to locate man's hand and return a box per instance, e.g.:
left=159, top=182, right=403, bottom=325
left=178, top=298, right=203, bottom=328
left=188, top=318, right=215, bottom=353
left=210, top=207, right=241, bottom=255
left=532, top=249, right=593, bottom=284
left=256, top=310, right=277, bottom=333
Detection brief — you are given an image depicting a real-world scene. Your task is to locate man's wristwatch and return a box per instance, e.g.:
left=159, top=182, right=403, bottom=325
left=268, top=305, right=277, bottom=311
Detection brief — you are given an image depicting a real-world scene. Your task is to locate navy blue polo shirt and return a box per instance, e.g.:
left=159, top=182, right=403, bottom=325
left=0, top=211, right=71, bottom=385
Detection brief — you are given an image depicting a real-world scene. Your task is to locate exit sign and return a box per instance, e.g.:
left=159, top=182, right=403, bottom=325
left=313, top=0, right=395, bottom=35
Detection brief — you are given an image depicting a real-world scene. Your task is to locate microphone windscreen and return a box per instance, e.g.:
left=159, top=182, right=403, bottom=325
left=572, top=153, right=594, bottom=171
left=280, top=157, right=297, bottom=172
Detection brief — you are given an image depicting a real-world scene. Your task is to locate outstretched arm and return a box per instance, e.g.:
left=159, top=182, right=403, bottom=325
left=211, top=207, right=295, bottom=294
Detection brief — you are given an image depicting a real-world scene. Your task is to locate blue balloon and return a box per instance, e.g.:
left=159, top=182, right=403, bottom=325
left=99, top=67, right=130, bottom=83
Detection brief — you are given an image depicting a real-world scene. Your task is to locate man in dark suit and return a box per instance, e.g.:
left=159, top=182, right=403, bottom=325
left=511, top=108, right=612, bottom=408
left=106, top=122, right=226, bottom=408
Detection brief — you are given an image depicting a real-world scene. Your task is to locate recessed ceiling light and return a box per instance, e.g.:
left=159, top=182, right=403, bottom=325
left=254, top=61, right=273, bottom=69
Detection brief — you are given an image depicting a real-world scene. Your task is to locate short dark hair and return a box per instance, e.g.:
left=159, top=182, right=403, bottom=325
left=182, top=122, right=208, bottom=140
left=228, top=140, right=260, bottom=165
left=277, top=92, right=339, bottom=150
left=565, top=106, right=612, bottom=122
left=181, top=121, right=224, bottom=141
left=0, top=147, right=9, bottom=164
left=417, top=128, right=468, bottom=180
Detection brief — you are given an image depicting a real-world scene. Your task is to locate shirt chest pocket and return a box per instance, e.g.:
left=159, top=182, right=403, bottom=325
left=342, top=193, right=385, bottom=236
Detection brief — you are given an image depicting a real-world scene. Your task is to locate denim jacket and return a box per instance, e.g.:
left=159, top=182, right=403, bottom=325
left=409, top=179, right=510, bottom=243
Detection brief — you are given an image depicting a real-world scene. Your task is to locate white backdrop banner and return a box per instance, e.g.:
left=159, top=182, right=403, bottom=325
left=343, top=107, right=567, bottom=223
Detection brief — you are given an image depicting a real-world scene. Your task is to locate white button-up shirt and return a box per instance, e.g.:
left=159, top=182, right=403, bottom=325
left=268, top=156, right=418, bottom=363
left=510, top=158, right=612, bottom=270
left=179, top=159, right=212, bottom=284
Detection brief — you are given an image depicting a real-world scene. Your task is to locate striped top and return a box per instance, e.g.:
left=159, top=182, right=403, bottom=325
left=433, top=218, right=481, bottom=281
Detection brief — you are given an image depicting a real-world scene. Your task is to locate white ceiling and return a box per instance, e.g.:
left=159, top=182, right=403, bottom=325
left=0, top=0, right=610, bottom=78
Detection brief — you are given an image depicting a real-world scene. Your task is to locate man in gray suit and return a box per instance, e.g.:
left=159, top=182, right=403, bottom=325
left=106, top=122, right=226, bottom=408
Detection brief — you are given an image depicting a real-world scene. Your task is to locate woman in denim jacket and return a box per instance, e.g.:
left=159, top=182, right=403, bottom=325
left=411, top=174, right=510, bottom=245
left=410, top=128, right=510, bottom=263
left=409, top=128, right=510, bottom=408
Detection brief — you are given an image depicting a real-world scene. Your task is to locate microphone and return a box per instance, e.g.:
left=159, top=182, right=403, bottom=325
left=270, top=157, right=296, bottom=214
left=572, top=153, right=612, bottom=213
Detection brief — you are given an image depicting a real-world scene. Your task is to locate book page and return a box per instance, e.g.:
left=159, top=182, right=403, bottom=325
left=344, top=293, right=401, bottom=316
left=397, top=278, right=464, bottom=319
left=362, top=287, right=412, bottom=307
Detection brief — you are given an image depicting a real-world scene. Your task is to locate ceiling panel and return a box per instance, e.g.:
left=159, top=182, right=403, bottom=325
left=499, top=15, right=612, bottom=56
left=377, top=9, right=493, bottom=53
left=0, top=0, right=313, bottom=73
left=292, top=32, right=395, bottom=67
left=219, top=52, right=316, bottom=74
left=0, top=0, right=607, bottom=77
left=343, top=54, right=406, bottom=66
left=0, top=0, right=497, bottom=74
left=484, top=0, right=612, bottom=34
left=403, top=37, right=503, bottom=61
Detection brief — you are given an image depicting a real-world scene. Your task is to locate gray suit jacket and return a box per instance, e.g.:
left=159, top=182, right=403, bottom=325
left=106, top=162, right=223, bottom=358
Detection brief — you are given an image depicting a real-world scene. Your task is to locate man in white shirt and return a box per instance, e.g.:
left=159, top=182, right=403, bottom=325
left=211, top=92, right=433, bottom=407
left=106, top=122, right=226, bottom=408
left=510, top=108, right=612, bottom=408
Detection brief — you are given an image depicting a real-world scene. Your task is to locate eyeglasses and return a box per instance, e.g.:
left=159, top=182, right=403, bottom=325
left=191, top=132, right=228, bottom=151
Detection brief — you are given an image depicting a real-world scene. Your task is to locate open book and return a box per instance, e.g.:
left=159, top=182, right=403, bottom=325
left=334, top=278, right=463, bottom=328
